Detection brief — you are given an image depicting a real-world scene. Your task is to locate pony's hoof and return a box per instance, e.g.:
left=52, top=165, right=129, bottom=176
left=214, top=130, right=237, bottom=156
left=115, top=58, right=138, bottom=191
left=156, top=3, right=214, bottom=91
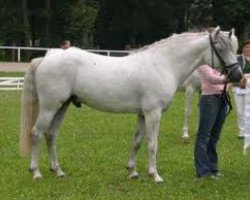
left=56, top=171, right=66, bottom=178
left=149, top=173, right=164, bottom=183
left=33, top=171, right=42, bottom=180
left=126, top=165, right=139, bottom=179
left=29, top=167, right=42, bottom=180
left=154, top=176, right=164, bottom=183
left=129, top=171, right=139, bottom=179
left=51, top=167, right=66, bottom=178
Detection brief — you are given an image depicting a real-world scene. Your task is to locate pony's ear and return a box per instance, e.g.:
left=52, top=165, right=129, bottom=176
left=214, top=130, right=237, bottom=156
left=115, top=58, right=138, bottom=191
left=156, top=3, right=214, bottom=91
left=229, top=28, right=235, bottom=38
left=212, top=26, right=221, bottom=38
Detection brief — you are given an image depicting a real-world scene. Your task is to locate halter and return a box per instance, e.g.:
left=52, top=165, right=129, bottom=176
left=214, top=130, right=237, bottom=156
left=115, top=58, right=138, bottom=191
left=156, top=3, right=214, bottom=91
left=209, top=34, right=239, bottom=77
left=209, top=33, right=237, bottom=114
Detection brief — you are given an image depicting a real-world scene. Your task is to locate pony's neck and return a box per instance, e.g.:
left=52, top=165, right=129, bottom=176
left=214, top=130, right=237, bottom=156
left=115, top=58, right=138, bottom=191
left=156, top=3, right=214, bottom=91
left=151, top=32, right=210, bottom=85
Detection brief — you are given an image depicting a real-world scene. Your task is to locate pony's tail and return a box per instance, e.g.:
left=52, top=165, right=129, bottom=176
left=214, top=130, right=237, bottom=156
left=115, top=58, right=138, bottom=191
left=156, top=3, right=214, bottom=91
left=20, top=58, right=42, bottom=156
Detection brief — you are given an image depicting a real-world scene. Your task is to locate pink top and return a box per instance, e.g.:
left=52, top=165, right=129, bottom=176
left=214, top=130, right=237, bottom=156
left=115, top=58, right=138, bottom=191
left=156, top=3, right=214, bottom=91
left=197, top=65, right=225, bottom=95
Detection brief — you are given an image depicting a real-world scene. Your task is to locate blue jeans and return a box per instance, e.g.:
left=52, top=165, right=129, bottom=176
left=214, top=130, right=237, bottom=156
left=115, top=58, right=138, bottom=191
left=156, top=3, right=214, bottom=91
left=194, top=95, right=229, bottom=177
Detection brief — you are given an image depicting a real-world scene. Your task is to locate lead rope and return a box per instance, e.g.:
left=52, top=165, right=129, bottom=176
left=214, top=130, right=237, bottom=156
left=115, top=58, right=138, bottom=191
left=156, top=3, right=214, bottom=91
left=222, top=80, right=233, bottom=115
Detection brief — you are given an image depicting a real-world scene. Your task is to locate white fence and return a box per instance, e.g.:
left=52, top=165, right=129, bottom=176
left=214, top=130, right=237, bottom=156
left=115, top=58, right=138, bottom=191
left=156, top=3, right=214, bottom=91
left=0, top=77, right=24, bottom=90
left=0, top=46, right=129, bottom=62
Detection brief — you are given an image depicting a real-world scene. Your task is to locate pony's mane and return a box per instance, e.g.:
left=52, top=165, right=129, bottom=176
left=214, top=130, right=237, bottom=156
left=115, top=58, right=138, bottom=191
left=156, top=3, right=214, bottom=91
left=132, top=31, right=210, bottom=53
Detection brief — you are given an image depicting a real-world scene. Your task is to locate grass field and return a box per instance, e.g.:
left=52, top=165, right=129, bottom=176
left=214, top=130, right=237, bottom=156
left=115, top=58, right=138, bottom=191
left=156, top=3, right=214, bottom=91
left=0, top=88, right=250, bottom=199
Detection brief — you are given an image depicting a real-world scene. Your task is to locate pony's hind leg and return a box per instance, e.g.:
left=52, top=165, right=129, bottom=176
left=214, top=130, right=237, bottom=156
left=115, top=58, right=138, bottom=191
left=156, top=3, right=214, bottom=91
left=29, top=126, right=43, bottom=179
left=45, top=101, right=70, bottom=177
left=29, top=108, right=59, bottom=179
left=127, top=115, right=146, bottom=179
left=29, top=109, right=57, bottom=179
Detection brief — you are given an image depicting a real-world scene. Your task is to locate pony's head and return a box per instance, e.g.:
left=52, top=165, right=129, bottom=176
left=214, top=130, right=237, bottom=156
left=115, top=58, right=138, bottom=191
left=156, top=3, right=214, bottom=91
left=204, top=27, right=242, bottom=82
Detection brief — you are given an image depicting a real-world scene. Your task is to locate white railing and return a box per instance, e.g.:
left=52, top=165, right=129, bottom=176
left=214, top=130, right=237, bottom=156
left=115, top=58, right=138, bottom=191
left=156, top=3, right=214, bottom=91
left=0, top=46, right=130, bottom=62
left=0, top=77, right=24, bottom=90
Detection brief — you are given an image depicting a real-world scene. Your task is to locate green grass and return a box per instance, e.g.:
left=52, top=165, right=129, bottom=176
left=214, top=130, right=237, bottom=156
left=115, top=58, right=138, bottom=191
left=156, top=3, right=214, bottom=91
left=0, top=90, right=250, bottom=200
left=0, top=72, right=24, bottom=77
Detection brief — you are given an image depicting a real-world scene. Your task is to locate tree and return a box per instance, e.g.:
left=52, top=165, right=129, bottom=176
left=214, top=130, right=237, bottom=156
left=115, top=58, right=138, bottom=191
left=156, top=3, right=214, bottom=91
left=21, top=0, right=31, bottom=46
left=0, top=0, right=248, bottom=52
left=213, top=0, right=250, bottom=44
left=188, top=0, right=214, bottom=30
left=0, top=0, right=27, bottom=45
left=67, top=0, right=99, bottom=48
left=44, top=0, right=51, bottom=45
left=95, top=0, right=193, bottom=49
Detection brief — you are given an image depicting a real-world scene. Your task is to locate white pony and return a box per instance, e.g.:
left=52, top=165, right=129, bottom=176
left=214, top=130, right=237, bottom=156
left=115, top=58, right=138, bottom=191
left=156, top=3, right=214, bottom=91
left=20, top=27, right=242, bottom=182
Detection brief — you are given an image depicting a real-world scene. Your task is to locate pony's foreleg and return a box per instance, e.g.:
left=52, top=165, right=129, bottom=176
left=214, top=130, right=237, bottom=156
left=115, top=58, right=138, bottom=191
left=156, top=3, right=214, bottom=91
left=145, top=108, right=163, bottom=183
left=127, top=115, right=146, bottom=179
left=182, top=82, right=195, bottom=142
left=45, top=102, right=70, bottom=177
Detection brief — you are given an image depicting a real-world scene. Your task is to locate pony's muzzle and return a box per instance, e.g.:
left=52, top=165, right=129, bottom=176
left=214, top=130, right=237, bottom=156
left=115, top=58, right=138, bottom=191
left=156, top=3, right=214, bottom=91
left=227, top=65, right=243, bottom=83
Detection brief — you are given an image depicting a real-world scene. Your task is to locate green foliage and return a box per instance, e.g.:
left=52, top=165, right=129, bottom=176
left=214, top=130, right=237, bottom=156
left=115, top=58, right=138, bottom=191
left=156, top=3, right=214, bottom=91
left=0, top=0, right=99, bottom=48
left=222, top=0, right=250, bottom=23
left=0, top=88, right=250, bottom=199
left=97, top=0, right=191, bottom=48
left=213, top=0, right=250, bottom=41
left=68, top=1, right=99, bottom=48
left=0, top=17, right=27, bottom=44
left=188, top=0, right=213, bottom=29
left=0, top=0, right=249, bottom=49
left=0, top=0, right=23, bottom=45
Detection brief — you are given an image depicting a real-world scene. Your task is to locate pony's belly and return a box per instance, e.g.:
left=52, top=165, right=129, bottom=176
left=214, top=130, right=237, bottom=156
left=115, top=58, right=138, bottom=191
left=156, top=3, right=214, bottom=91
left=82, top=99, right=141, bottom=113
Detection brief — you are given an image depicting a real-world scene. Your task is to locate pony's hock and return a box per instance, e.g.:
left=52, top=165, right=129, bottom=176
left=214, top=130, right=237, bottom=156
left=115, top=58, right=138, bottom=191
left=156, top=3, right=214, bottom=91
left=20, top=27, right=241, bottom=182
